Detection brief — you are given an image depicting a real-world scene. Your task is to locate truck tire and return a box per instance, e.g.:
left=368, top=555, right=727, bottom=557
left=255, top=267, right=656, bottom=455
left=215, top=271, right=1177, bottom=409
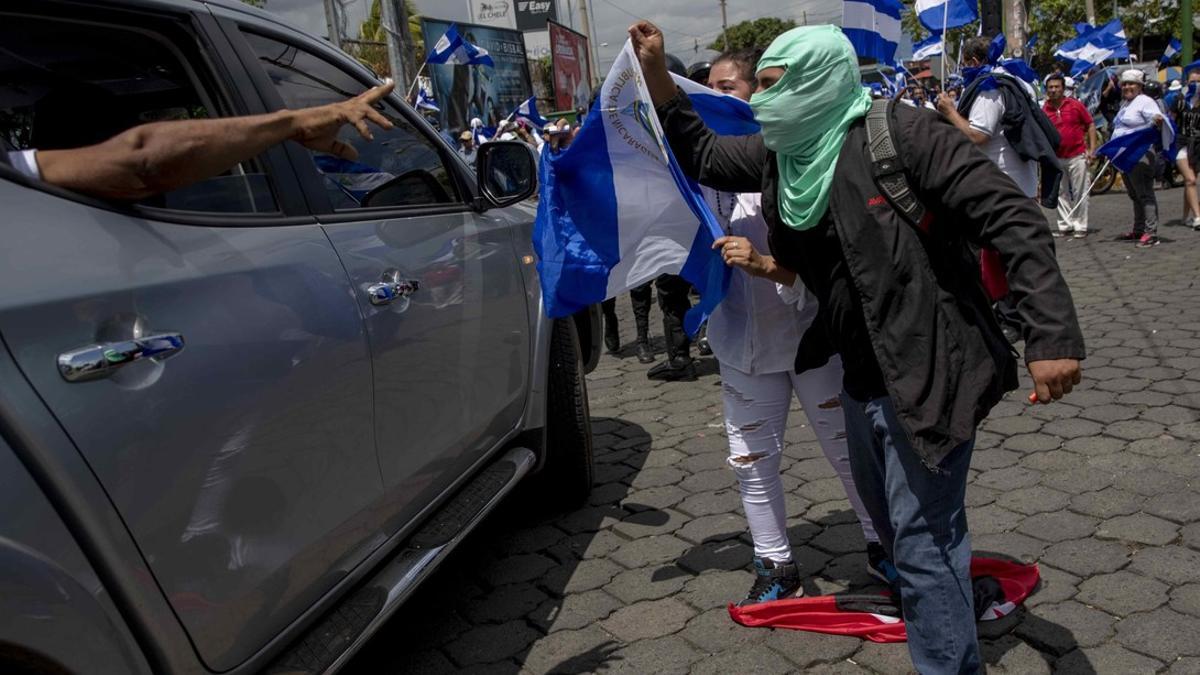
left=536, top=317, right=594, bottom=509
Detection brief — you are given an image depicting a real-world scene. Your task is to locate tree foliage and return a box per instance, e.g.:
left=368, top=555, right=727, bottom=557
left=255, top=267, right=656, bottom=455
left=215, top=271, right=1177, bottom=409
left=707, top=17, right=796, bottom=52
left=345, top=0, right=423, bottom=78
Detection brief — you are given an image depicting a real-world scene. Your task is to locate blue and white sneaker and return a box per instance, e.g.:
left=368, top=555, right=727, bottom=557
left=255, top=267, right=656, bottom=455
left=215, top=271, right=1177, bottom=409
left=866, top=542, right=900, bottom=591
left=738, top=557, right=803, bottom=606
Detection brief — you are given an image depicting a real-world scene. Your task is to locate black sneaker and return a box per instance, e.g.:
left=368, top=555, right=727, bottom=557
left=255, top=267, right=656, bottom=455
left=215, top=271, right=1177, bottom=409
left=738, top=557, right=803, bottom=607
left=1001, top=324, right=1021, bottom=345
left=635, top=340, right=655, bottom=364
left=646, top=355, right=696, bottom=381
left=866, top=542, right=900, bottom=592
left=697, top=335, right=712, bottom=356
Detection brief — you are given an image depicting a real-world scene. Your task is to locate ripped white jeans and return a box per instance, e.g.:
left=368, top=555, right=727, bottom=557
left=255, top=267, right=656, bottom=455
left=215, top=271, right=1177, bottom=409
left=721, top=355, right=879, bottom=564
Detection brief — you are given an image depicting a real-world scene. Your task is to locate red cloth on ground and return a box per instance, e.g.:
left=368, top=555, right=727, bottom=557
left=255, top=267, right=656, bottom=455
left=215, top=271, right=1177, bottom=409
left=727, top=557, right=1040, bottom=643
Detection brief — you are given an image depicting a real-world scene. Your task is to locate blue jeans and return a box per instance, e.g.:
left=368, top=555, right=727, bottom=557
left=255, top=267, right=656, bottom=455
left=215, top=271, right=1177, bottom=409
left=841, top=394, right=980, bottom=675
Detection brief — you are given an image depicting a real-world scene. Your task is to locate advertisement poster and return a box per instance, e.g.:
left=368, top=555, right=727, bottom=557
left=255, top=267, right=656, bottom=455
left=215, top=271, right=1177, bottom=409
left=548, top=20, right=592, bottom=112
left=468, top=0, right=516, bottom=28
left=514, top=0, right=557, bottom=31
left=421, top=18, right=533, bottom=133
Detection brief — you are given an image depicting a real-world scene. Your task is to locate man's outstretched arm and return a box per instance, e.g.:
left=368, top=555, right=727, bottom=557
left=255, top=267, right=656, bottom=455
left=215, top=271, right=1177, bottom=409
left=35, top=80, right=396, bottom=201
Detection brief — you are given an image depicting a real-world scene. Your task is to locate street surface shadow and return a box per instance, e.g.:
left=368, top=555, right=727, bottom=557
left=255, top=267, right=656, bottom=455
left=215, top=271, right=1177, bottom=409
left=342, top=416, right=647, bottom=674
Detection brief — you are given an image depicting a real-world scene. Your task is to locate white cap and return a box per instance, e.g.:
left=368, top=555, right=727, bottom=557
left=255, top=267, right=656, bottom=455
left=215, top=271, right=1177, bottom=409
left=499, top=132, right=517, bottom=141
left=1170, top=80, right=1183, bottom=92
left=470, top=117, right=483, bottom=128
left=1119, top=69, right=1144, bottom=84
left=1064, top=76, right=1076, bottom=89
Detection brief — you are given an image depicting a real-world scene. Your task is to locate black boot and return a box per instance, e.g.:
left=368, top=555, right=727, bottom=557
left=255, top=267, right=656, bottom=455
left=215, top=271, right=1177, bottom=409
left=604, top=319, right=619, bottom=354
left=646, top=354, right=696, bottom=381
left=635, top=339, right=655, bottom=364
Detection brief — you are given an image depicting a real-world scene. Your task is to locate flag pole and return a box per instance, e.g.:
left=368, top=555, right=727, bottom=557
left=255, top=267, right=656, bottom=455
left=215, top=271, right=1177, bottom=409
left=940, top=6, right=949, bottom=86
left=406, top=61, right=428, bottom=99
left=1063, top=158, right=1111, bottom=221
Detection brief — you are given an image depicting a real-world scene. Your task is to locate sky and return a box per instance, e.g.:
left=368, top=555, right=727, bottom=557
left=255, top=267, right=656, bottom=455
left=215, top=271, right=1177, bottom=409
left=254, top=0, right=912, bottom=72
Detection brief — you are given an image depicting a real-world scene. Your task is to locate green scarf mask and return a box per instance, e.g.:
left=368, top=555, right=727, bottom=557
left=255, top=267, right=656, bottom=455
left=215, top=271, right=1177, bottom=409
left=749, top=25, right=872, bottom=230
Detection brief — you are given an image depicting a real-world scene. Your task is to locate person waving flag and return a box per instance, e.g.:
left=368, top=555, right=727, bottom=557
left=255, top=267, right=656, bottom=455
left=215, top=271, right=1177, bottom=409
left=427, top=24, right=494, bottom=67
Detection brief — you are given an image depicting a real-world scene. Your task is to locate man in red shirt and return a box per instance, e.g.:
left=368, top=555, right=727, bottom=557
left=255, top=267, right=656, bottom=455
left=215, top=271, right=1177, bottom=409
left=1043, top=73, right=1099, bottom=238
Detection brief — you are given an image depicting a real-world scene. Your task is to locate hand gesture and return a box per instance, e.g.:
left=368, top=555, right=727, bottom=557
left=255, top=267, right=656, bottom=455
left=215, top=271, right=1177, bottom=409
left=1026, top=358, right=1082, bottom=404
left=291, top=79, right=396, bottom=161
left=628, top=21, right=666, bottom=76
left=935, top=92, right=957, bottom=116
left=713, top=235, right=770, bottom=277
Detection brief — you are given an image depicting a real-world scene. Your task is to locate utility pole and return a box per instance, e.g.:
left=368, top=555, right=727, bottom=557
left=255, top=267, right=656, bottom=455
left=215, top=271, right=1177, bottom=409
left=381, top=0, right=413, bottom=85
left=578, top=0, right=601, bottom=86
left=322, top=0, right=342, bottom=48
left=1184, top=0, right=1195, bottom=64
left=1005, top=0, right=1027, bottom=58
left=1084, top=0, right=1096, bottom=26
left=720, top=0, right=729, bottom=51
left=802, top=10, right=808, bottom=25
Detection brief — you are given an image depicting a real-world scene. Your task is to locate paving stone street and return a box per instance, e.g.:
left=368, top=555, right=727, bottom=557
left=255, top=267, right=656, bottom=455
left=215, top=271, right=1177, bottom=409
left=350, top=188, right=1200, bottom=674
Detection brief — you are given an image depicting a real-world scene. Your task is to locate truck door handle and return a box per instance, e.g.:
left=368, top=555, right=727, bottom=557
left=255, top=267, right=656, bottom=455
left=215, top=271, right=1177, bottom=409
left=366, top=271, right=420, bottom=306
left=57, top=332, right=185, bottom=382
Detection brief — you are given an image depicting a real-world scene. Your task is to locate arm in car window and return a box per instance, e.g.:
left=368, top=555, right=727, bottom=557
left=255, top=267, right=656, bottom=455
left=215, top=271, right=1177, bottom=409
left=26, top=80, right=395, bottom=201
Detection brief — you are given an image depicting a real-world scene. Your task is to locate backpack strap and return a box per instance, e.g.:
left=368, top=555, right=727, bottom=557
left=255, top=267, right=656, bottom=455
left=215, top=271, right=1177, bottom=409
left=866, top=99, right=928, bottom=231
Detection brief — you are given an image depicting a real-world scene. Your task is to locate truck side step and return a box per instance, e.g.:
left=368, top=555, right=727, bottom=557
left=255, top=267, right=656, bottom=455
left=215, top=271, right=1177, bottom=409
left=267, top=446, right=537, bottom=674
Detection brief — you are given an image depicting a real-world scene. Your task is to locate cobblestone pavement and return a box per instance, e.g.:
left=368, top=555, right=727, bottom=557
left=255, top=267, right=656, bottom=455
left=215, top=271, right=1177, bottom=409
left=349, top=188, right=1200, bottom=674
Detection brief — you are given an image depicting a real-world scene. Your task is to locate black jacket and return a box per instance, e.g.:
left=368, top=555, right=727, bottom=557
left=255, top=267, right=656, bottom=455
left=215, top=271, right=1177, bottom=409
left=958, top=73, right=1063, bottom=208
left=657, top=90, right=1086, bottom=466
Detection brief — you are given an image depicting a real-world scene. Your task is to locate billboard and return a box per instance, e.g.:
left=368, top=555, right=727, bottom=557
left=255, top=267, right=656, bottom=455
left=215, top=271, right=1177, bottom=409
left=421, top=18, right=533, bottom=133
left=515, top=0, right=558, bottom=31
left=548, top=20, right=592, bottom=112
left=468, top=0, right=516, bottom=28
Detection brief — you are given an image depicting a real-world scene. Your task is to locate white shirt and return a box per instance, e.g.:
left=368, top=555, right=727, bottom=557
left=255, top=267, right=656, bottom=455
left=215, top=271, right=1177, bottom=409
left=968, top=85, right=1038, bottom=198
left=1112, top=94, right=1163, bottom=139
left=5, top=149, right=39, bottom=179
left=703, top=189, right=818, bottom=376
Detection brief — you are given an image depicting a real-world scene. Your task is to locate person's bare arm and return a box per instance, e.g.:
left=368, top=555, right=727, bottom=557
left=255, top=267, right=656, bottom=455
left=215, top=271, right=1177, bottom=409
left=712, top=235, right=797, bottom=286
left=37, top=80, right=396, bottom=201
left=935, top=93, right=990, bottom=146
left=628, top=22, right=676, bottom=107
left=1086, top=123, right=1099, bottom=159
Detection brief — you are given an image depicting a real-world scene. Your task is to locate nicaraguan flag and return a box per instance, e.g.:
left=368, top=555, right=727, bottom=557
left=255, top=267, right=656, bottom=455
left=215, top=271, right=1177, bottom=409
left=1074, top=22, right=1093, bottom=36
left=912, top=33, right=944, bottom=60
left=533, top=41, right=745, bottom=335
left=1056, top=20, right=1129, bottom=74
left=915, top=0, right=978, bottom=33
left=842, top=0, right=904, bottom=66
left=1026, top=34, right=1037, bottom=52
left=427, top=24, right=495, bottom=67
left=416, top=87, right=440, bottom=112
left=513, top=96, right=550, bottom=128
left=999, top=58, right=1039, bottom=85
left=1098, top=121, right=1176, bottom=173
left=1161, top=38, right=1182, bottom=66
left=313, top=155, right=396, bottom=203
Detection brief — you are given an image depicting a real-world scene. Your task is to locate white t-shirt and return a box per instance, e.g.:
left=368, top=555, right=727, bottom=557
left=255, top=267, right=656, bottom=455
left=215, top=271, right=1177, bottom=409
left=968, top=87, right=1038, bottom=198
left=1112, top=94, right=1163, bottom=139
left=5, top=149, right=39, bottom=179
left=703, top=189, right=817, bottom=376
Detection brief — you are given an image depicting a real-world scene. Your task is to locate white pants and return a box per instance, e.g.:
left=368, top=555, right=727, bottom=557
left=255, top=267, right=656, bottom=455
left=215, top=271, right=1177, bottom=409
left=1056, top=154, right=1089, bottom=233
left=720, top=356, right=879, bottom=564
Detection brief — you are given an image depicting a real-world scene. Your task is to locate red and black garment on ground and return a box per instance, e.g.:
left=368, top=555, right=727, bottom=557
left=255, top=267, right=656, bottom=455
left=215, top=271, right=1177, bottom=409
left=728, top=558, right=1040, bottom=643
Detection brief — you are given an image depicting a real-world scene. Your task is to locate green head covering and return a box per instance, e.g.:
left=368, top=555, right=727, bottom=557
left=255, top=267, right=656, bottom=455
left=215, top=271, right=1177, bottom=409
left=749, top=25, right=871, bottom=230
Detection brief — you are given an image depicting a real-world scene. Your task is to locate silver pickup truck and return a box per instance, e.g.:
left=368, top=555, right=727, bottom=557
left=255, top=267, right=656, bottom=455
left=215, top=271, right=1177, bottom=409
left=0, top=1, right=599, bottom=672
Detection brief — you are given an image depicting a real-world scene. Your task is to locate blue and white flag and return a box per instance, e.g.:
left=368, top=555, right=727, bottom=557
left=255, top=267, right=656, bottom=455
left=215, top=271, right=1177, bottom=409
left=427, top=24, right=495, bottom=67
left=912, top=32, right=944, bottom=60
left=1055, top=20, right=1129, bottom=75
left=915, top=0, right=978, bottom=33
left=1098, top=121, right=1176, bottom=173
left=533, top=41, right=742, bottom=335
left=1074, top=22, right=1093, bottom=36
left=842, top=0, right=904, bottom=65
left=1161, top=38, right=1182, bottom=66
left=512, top=96, right=550, bottom=128
left=313, top=155, right=396, bottom=203
left=416, top=87, right=440, bottom=112
left=1025, top=34, right=1038, bottom=52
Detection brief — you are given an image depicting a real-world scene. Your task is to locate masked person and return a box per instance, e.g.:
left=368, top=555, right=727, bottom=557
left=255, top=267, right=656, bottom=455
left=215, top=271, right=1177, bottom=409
left=631, top=21, right=1084, bottom=674
left=699, top=47, right=890, bottom=606
left=1111, top=69, right=1167, bottom=247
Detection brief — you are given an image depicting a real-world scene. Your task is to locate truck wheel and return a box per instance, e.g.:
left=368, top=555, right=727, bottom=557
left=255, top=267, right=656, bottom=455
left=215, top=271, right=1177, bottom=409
left=536, top=317, right=594, bottom=509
